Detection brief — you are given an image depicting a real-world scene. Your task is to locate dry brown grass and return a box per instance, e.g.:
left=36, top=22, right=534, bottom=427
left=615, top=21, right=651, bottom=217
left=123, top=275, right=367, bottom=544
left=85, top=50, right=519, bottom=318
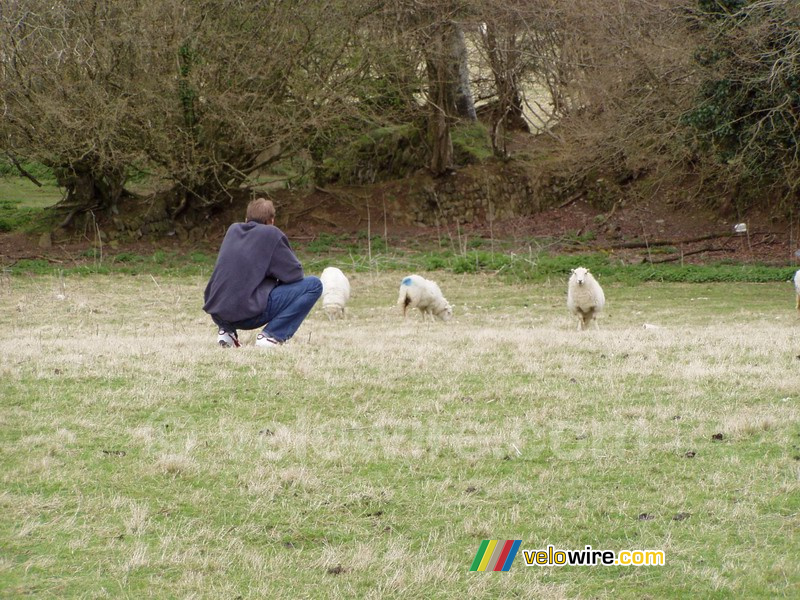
left=0, top=272, right=798, bottom=598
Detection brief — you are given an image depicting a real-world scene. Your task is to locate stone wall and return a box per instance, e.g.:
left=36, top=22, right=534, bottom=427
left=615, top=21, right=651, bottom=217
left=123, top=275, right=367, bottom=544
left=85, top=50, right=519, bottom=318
left=87, top=194, right=212, bottom=244
left=384, top=163, right=574, bottom=227
left=81, top=161, right=591, bottom=242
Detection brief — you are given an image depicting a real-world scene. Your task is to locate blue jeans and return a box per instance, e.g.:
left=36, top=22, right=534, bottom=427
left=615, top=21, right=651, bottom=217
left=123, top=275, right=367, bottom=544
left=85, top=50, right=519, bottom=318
left=212, top=276, right=322, bottom=342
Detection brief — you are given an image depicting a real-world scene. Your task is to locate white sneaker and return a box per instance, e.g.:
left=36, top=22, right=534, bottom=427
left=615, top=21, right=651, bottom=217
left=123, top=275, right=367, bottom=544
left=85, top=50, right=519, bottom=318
left=217, top=329, right=241, bottom=348
left=255, top=333, right=282, bottom=349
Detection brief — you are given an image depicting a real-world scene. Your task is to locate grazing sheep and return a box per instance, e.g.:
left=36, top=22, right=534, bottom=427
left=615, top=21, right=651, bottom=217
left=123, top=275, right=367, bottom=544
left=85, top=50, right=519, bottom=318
left=567, top=267, right=605, bottom=330
left=397, top=275, right=453, bottom=321
left=320, top=267, right=350, bottom=320
left=795, top=269, right=800, bottom=314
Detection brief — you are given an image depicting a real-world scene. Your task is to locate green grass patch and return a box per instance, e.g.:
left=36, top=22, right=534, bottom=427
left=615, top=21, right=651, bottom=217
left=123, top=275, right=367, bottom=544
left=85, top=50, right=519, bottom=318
left=0, top=188, right=63, bottom=233
left=0, top=274, right=798, bottom=598
left=6, top=251, right=217, bottom=278
left=451, top=122, right=494, bottom=163
left=305, top=233, right=356, bottom=254
left=0, top=169, right=63, bottom=232
left=321, top=123, right=426, bottom=184
left=302, top=249, right=796, bottom=285
left=6, top=245, right=797, bottom=286
left=0, top=160, right=57, bottom=184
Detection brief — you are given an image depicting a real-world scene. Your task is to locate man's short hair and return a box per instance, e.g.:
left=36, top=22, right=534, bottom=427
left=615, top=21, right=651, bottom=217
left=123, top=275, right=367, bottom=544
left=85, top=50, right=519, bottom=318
left=246, top=198, right=275, bottom=224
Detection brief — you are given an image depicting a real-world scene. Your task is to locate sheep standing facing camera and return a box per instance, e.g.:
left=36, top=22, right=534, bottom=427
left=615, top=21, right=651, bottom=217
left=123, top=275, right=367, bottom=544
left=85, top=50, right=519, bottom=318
left=397, top=275, right=453, bottom=321
left=794, top=269, right=800, bottom=314
left=320, top=267, right=350, bottom=320
left=567, top=267, right=605, bottom=330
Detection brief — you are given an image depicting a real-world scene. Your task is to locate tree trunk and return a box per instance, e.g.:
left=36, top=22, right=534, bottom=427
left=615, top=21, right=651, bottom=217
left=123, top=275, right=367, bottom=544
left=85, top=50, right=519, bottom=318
left=449, top=23, right=477, bottom=121
left=426, top=19, right=477, bottom=175
left=426, top=42, right=454, bottom=175
left=54, top=161, right=127, bottom=219
left=429, top=104, right=454, bottom=176
left=484, top=22, right=526, bottom=157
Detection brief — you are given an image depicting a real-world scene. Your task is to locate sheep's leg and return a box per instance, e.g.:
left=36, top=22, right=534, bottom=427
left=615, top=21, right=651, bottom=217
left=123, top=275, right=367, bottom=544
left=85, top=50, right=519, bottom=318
left=583, top=308, right=597, bottom=330
left=575, top=308, right=589, bottom=330
left=796, top=293, right=800, bottom=313
left=584, top=308, right=596, bottom=331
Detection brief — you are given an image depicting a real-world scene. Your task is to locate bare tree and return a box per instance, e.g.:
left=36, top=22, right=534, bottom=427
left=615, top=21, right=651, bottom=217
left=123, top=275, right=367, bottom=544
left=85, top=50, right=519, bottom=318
left=381, top=1, right=478, bottom=175
left=0, top=1, right=144, bottom=217
left=684, top=0, right=800, bottom=205
left=474, top=8, right=529, bottom=156
left=511, top=0, right=697, bottom=190
left=0, top=0, right=382, bottom=220
left=4, top=0, right=771, bottom=226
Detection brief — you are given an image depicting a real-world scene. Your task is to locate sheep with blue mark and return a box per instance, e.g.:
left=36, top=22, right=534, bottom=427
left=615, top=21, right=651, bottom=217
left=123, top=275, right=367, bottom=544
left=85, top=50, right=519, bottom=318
left=397, top=275, right=453, bottom=321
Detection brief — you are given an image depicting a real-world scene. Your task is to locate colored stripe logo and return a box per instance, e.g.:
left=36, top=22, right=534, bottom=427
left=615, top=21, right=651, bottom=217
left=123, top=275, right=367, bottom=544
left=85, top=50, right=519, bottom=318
left=470, top=540, right=522, bottom=571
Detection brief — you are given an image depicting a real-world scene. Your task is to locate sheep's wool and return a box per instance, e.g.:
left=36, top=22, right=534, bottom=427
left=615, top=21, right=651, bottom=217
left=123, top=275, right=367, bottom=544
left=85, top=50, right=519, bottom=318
left=567, top=267, right=605, bottom=330
left=320, top=267, right=350, bottom=319
left=397, top=274, right=453, bottom=321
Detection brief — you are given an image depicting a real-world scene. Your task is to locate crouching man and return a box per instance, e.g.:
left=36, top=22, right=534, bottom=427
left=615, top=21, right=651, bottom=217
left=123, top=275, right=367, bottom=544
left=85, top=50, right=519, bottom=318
left=203, top=198, right=322, bottom=348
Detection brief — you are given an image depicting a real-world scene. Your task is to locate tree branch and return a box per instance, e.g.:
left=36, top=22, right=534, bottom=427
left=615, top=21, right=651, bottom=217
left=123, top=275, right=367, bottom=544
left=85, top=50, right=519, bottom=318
left=605, top=232, right=735, bottom=249
left=5, top=152, right=42, bottom=187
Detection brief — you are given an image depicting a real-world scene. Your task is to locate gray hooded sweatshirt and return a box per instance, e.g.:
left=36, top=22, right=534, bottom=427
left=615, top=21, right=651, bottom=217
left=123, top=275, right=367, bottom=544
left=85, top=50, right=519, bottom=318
left=203, top=222, right=304, bottom=322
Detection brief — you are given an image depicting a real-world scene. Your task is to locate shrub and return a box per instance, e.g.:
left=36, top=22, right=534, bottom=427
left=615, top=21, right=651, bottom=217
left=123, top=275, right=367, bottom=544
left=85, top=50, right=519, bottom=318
left=683, top=0, right=800, bottom=202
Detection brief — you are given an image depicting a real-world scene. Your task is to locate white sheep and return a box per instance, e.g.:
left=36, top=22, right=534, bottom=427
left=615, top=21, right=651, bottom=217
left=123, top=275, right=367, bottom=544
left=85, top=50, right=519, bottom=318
left=794, top=269, right=800, bottom=314
left=320, top=267, right=351, bottom=320
left=567, top=267, right=605, bottom=330
left=397, top=274, right=453, bottom=321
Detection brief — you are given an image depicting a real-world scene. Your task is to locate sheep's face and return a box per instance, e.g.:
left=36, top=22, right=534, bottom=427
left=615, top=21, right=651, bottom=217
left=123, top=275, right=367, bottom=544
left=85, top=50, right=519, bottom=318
left=437, top=304, right=454, bottom=321
left=323, top=305, right=344, bottom=320
left=572, top=267, right=589, bottom=285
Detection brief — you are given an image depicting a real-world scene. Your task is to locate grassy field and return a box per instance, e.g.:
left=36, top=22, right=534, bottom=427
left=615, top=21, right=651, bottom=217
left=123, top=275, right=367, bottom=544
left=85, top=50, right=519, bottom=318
left=1, top=270, right=799, bottom=598
left=0, top=178, right=62, bottom=207
left=0, top=178, right=62, bottom=232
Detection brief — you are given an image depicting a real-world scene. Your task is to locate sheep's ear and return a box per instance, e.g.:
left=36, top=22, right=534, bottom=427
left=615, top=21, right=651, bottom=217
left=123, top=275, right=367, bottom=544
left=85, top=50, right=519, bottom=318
left=570, top=269, right=575, bottom=274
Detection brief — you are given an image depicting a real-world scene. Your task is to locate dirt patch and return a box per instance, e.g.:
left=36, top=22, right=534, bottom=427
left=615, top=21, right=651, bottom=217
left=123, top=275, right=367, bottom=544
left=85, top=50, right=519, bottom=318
left=444, top=194, right=797, bottom=266
left=1, top=179, right=798, bottom=267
